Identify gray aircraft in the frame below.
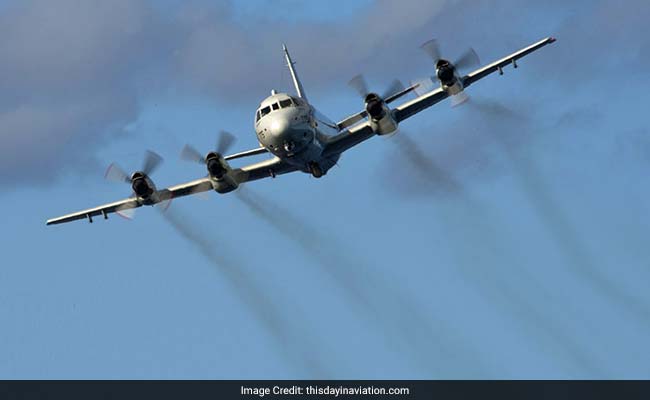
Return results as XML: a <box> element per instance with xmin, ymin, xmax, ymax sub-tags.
<box><xmin>47</xmin><ymin>37</ymin><xmax>556</xmax><ymax>225</ymax></box>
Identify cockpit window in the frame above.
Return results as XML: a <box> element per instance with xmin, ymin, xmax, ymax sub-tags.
<box><xmin>293</xmin><ymin>97</ymin><xmax>307</xmax><ymax>107</ymax></box>
<box><xmin>260</xmin><ymin>106</ymin><xmax>271</xmax><ymax>117</ymax></box>
<box><xmin>279</xmin><ymin>99</ymin><xmax>292</xmax><ymax>108</ymax></box>
<box><xmin>272</xmin><ymin>102</ymin><xmax>280</xmax><ymax>110</ymax></box>
<box><xmin>256</xmin><ymin>110</ymin><xmax>261</xmax><ymax>122</ymax></box>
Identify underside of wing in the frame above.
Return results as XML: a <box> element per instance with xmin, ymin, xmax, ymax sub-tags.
<box><xmin>322</xmin><ymin>121</ymin><xmax>375</xmax><ymax>157</ymax></box>
<box><xmin>462</xmin><ymin>37</ymin><xmax>556</xmax><ymax>88</ymax></box>
<box><xmin>393</xmin><ymin>37</ymin><xmax>556</xmax><ymax>124</ymax></box>
<box><xmin>46</xmin><ymin>197</ymin><xmax>141</xmax><ymax>225</ymax></box>
<box><xmin>392</xmin><ymin>87</ymin><xmax>449</xmax><ymax>123</ymax></box>
<box><xmin>161</xmin><ymin>177</ymin><xmax>213</xmax><ymax>199</ymax></box>
<box><xmin>231</xmin><ymin>157</ymin><xmax>300</xmax><ymax>183</ymax></box>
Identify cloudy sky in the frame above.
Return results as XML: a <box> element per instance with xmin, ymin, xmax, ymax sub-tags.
<box><xmin>1</xmin><ymin>0</ymin><xmax>649</xmax><ymax>378</ymax></box>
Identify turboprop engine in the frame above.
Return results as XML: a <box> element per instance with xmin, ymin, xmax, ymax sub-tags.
<box><xmin>348</xmin><ymin>75</ymin><xmax>417</xmax><ymax>136</ymax></box>
<box><xmin>180</xmin><ymin>131</ymin><xmax>240</xmax><ymax>194</ymax></box>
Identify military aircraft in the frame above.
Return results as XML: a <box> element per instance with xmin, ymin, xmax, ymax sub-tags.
<box><xmin>46</xmin><ymin>37</ymin><xmax>556</xmax><ymax>225</ymax></box>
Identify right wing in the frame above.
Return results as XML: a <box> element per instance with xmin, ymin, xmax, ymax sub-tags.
<box><xmin>44</xmin><ymin>181</ymin><xmax>215</xmax><ymax>226</ymax></box>
<box><xmin>231</xmin><ymin>156</ymin><xmax>300</xmax><ymax>183</ymax></box>
<box><xmin>46</xmin><ymin>157</ymin><xmax>298</xmax><ymax>225</ymax></box>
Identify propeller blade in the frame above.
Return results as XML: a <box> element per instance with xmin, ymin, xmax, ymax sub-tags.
<box><xmin>382</xmin><ymin>79</ymin><xmax>405</xmax><ymax>100</ymax></box>
<box><xmin>142</xmin><ymin>150</ymin><xmax>163</xmax><ymax>176</ymax></box>
<box><xmin>115</xmin><ymin>204</ymin><xmax>137</xmax><ymax>220</ymax></box>
<box><xmin>411</xmin><ymin>77</ymin><xmax>436</xmax><ymax>97</ymax></box>
<box><xmin>104</xmin><ymin>163</ymin><xmax>130</xmax><ymax>184</ymax></box>
<box><xmin>217</xmin><ymin>130</ymin><xmax>236</xmax><ymax>155</ymax></box>
<box><xmin>454</xmin><ymin>48</ymin><xmax>480</xmax><ymax>71</ymax></box>
<box><xmin>180</xmin><ymin>144</ymin><xmax>205</xmax><ymax>164</ymax></box>
<box><xmin>156</xmin><ymin>198</ymin><xmax>173</xmax><ymax>212</ymax></box>
<box><xmin>420</xmin><ymin>39</ymin><xmax>441</xmax><ymax>64</ymax></box>
<box><xmin>348</xmin><ymin>74</ymin><xmax>369</xmax><ymax>99</ymax></box>
<box><xmin>451</xmin><ymin>92</ymin><xmax>470</xmax><ymax>107</ymax></box>
<box><xmin>195</xmin><ymin>191</ymin><xmax>211</xmax><ymax>201</ymax></box>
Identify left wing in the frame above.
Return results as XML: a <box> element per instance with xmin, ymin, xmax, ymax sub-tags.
<box><xmin>462</xmin><ymin>37</ymin><xmax>556</xmax><ymax>88</ymax></box>
<box><xmin>396</xmin><ymin>36</ymin><xmax>556</xmax><ymax>123</ymax></box>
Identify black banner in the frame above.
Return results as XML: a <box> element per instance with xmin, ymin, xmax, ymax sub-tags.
<box><xmin>0</xmin><ymin>380</ymin><xmax>649</xmax><ymax>400</ymax></box>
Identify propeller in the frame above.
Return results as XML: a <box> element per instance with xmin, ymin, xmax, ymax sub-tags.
<box><xmin>348</xmin><ymin>75</ymin><xmax>417</xmax><ymax>122</ymax></box>
<box><xmin>105</xmin><ymin>150</ymin><xmax>164</xmax><ymax>184</ymax></box>
<box><xmin>181</xmin><ymin>130</ymin><xmax>238</xmax><ymax>184</ymax></box>
<box><xmin>181</xmin><ymin>130</ymin><xmax>236</xmax><ymax>165</ymax></box>
<box><xmin>420</xmin><ymin>39</ymin><xmax>442</xmax><ymax>65</ymax></box>
<box><xmin>104</xmin><ymin>162</ymin><xmax>130</xmax><ymax>184</ymax></box>
<box><xmin>420</xmin><ymin>39</ymin><xmax>480</xmax><ymax>71</ymax></box>
<box><xmin>348</xmin><ymin>75</ymin><xmax>412</xmax><ymax>103</ymax></box>
<box><xmin>454</xmin><ymin>48</ymin><xmax>481</xmax><ymax>71</ymax></box>
<box><xmin>104</xmin><ymin>150</ymin><xmax>167</xmax><ymax>219</ymax></box>
<box><xmin>416</xmin><ymin>39</ymin><xmax>480</xmax><ymax>106</ymax></box>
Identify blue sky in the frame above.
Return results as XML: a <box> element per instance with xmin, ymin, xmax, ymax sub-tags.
<box><xmin>1</xmin><ymin>0</ymin><xmax>649</xmax><ymax>378</ymax></box>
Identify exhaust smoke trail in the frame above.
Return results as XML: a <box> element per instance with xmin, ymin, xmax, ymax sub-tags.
<box><xmin>159</xmin><ymin>207</ymin><xmax>330</xmax><ymax>377</ymax></box>
<box><xmin>235</xmin><ymin>187</ymin><xmax>489</xmax><ymax>378</ymax></box>
<box><xmin>469</xmin><ymin>99</ymin><xmax>650</xmax><ymax>326</ymax></box>
<box><xmin>391</xmin><ymin>133</ymin><xmax>464</xmax><ymax>196</ymax></box>
<box><xmin>388</xmin><ymin>130</ymin><xmax>608</xmax><ymax>376</ymax></box>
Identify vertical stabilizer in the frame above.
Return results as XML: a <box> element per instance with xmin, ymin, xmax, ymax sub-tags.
<box><xmin>282</xmin><ymin>44</ymin><xmax>307</xmax><ymax>101</ymax></box>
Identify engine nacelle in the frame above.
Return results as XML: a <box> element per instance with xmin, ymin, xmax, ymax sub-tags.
<box><xmin>130</xmin><ymin>172</ymin><xmax>155</xmax><ymax>198</ymax></box>
<box><xmin>436</xmin><ymin>59</ymin><xmax>464</xmax><ymax>96</ymax></box>
<box><xmin>365</xmin><ymin>93</ymin><xmax>398</xmax><ymax>135</ymax></box>
<box><xmin>206</xmin><ymin>152</ymin><xmax>228</xmax><ymax>180</ymax></box>
<box><xmin>205</xmin><ymin>152</ymin><xmax>239</xmax><ymax>193</ymax></box>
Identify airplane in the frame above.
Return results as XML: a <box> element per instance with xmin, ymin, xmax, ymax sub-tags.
<box><xmin>46</xmin><ymin>36</ymin><xmax>556</xmax><ymax>225</ymax></box>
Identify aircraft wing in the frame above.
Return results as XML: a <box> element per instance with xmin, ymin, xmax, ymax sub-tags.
<box><xmin>46</xmin><ymin>197</ymin><xmax>142</xmax><ymax>225</ymax></box>
<box><xmin>462</xmin><ymin>37</ymin><xmax>556</xmax><ymax>88</ymax></box>
<box><xmin>232</xmin><ymin>156</ymin><xmax>300</xmax><ymax>182</ymax></box>
<box><xmin>45</xmin><ymin>178</ymin><xmax>215</xmax><ymax>225</ymax></box>
<box><xmin>46</xmin><ymin>157</ymin><xmax>298</xmax><ymax>225</ymax></box>
<box><xmin>326</xmin><ymin>37</ymin><xmax>556</xmax><ymax>155</ymax></box>
<box><xmin>324</xmin><ymin>89</ymin><xmax>448</xmax><ymax>156</ymax></box>
<box><xmin>392</xmin><ymin>87</ymin><xmax>449</xmax><ymax>123</ymax></box>
<box><xmin>395</xmin><ymin>36</ymin><xmax>556</xmax><ymax>122</ymax></box>
<box><xmin>322</xmin><ymin>121</ymin><xmax>375</xmax><ymax>157</ymax></box>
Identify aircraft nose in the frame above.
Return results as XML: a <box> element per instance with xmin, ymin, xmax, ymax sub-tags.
<box><xmin>269</xmin><ymin>118</ymin><xmax>290</xmax><ymax>136</ymax></box>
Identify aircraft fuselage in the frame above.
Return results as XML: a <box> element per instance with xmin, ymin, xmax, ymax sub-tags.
<box><xmin>255</xmin><ymin>92</ymin><xmax>340</xmax><ymax>177</ymax></box>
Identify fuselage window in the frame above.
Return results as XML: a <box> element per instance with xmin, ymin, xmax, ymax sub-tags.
<box><xmin>260</xmin><ymin>106</ymin><xmax>271</xmax><ymax>117</ymax></box>
<box><xmin>279</xmin><ymin>99</ymin><xmax>292</xmax><ymax>108</ymax></box>
<box><xmin>272</xmin><ymin>102</ymin><xmax>280</xmax><ymax>111</ymax></box>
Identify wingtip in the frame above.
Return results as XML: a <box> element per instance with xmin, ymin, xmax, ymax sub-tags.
<box><xmin>282</xmin><ymin>43</ymin><xmax>288</xmax><ymax>51</ymax></box>
<box><xmin>549</xmin><ymin>36</ymin><xmax>557</xmax><ymax>43</ymax></box>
